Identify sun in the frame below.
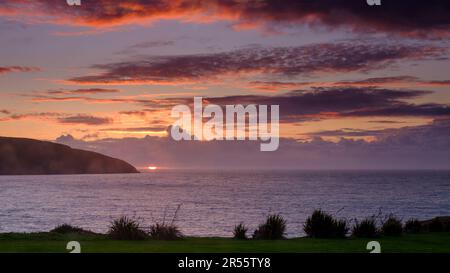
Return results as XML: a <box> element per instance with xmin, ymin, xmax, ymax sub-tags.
<box><xmin>147</xmin><ymin>166</ymin><xmax>158</xmax><ymax>171</ymax></box>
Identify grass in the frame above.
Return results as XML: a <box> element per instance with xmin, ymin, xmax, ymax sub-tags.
<box><xmin>0</xmin><ymin>232</ymin><xmax>449</xmax><ymax>253</ymax></box>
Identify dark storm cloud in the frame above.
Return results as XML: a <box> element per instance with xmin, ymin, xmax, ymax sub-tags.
<box><xmin>2</xmin><ymin>1</ymin><xmax>450</xmax><ymax>37</ymax></box>
<box><xmin>67</xmin><ymin>43</ymin><xmax>443</xmax><ymax>84</ymax></box>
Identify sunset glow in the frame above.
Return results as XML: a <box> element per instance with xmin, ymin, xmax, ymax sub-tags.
<box><xmin>0</xmin><ymin>0</ymin><xmax>449</xmax><ymax>169</ymax></box>
<box><xmin>1</xmin><ymin>0</ymin><xmax>450</xmax><ymax>257</ymax></box>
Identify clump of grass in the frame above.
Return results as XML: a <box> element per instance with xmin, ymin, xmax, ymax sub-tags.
<box><xmin>381</xmin><ymin>215</ymin><xmax>403</xmax><ymax>236</ymax></box>
<box><xmin>303</xmin><ymin>210</ymin><xmax>349</xmax><ymax>238</ymax></box>
<box><xmin>149</xmin><ymin>204</ymin><xmax>183</xmax><ymax>240</ymax></box>
<box><xmin>404</xmin><ymin>219</ymin><xmax>422</xmax><ymax>233</ymax></box>
<box><xmin>352</xmin><ymin>217</ymin><xmax>379</xmax><ymax>238</ymax></box>
<box><xmin>333</xmin><ymin>219</ymin><xmax>350</xmax><ymax>238</ymax></box>
<box><xmin>50</xmin><ymin>224</ymin><xmax>94</xmax><ymax>235</ymax></box>
<box><xmin>253</xmin><ymin>214</ymin><xmax>286</xmax><ymax>240</ymax></box>
<box><xmin>149</xmin><ymin>223</ymin><xmax>183</xmax><ymax>240</ymax></box>
<box><xmin>108</xmin><ymin>216</ymin><xmax>148</xmax><ymax>240</ymax></box>
<box><xmin>233</xmin><ymin>223</ymin><xmax>248</xmax><ymax>240</ymax></box>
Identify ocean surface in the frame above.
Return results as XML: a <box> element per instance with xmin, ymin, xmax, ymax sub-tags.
<box><xmin>0</xmin><ymin>170</ymin><xmax>449</xmax><ymax>237</ymax></box>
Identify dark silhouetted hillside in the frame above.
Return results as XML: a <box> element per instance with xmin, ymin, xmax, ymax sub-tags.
<box><xmin>0</xmin><ymin>137</ymin><xmax>139</xmax><ymax>175</ymax></box>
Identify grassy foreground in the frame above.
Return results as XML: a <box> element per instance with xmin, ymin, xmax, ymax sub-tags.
<box><xmin>0</xmin><ymin>232</ymin><xmax>449</xmax><ymax>253</ymax></box>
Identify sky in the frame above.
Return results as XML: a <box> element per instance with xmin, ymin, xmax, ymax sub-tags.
<box><xmin>1</xmin><ymin>0</ymin><xmax>450</xmax><ymax>169</ymax></box>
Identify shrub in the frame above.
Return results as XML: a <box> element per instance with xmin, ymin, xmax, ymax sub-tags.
<box><xmin>404</xmin><ymin>219</ymin><xmax>422</xmax><ymax>233</ymax></box>
<box><xmin>253</xmin><ymin>214</ymin><xmax>286</xmax><ymax>240</ymax></box>
<box><xmin>50</xmin><ymin>224</ymin><xmax>94</xmax><ymax>235</ymax></box>
<box><xmin>108</xmin><ymin>216</ymin><xmax>148</xmax><ymax>240</ymax></box>
<box><xmin>149</xmin><ymin>223</ymin><xmax>183</xmax><ymax>240</ymax></box>
<box><xmin>303</xmin><ymin>210</ymin><xmax>349</xmax><ymax>238</ymax></box>
<box><xmin>428</xmin><ymin>218</ymin><xmax>444</xmax><ymax>232</ymax></box>
<box><xmin>333</xmin><ymin>219</ymin><xmax>350</xmax><ymax>238</ymax></box>
<box><xmin>233</xmin><ymin>223</ymin><xmax>248</xmax><ymax>240</ymax></box>
<box><xmin>381</xmin><ymin>215</ymin><xmax>403</xmax><ymax>236</ymax></box>
<box><xmin>352</xmin><ymin>217</ymin><xmax>379</xmax><ymax>238</ymax></box>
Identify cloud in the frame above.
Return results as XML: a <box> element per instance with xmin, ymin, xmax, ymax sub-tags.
<box><xmin>2</xmin><ymin>1</ymin><xmax>450</xmax><ymax>37</ymax></box>
<box><xmin>47</xmin><ymin>88</ymin><xmax>121</xmax><ymax>95</ymax></box>
<box><xmin>67</xmin><ymin>43</ymin><xmax>444</xmax><ymax>85</ymax></box>
<box><xmin>305</xmin><ymin>128</ymin><xmax>395</xmax><ymax>138</ymax></box>
<box><xmin>28</xmin><ymin>87</ymin><xmax>450</xmax><ymax>123</ymax></box>
<box><xmin>0</xmin><ymin>66</ymin><xmax>40</xmax><ymax>75</ymax></box>
<box><xmin>0</xmin><ymin>111</ymin><xmax>114</xmax><ymax>126</ymax></box>
<box><xmin>100</xmin><ymin>126</ymin><xmax>168</xmax><ymax>133</ymax></box>
<box><xmin>55</xmin><ymin>119</ymin><xmax>450</xmax><ymax>170</ymax></box>
<box><xmin>57</xmin><ymin>114</ymin><xmax>112</xmax><ymax>125</ymax></box>
<box><xmin>335</xmin><ymin>76</ymin><xmax>450</xmax><ymax>88</ymax></box>
<box><xmin>249</xmin><ymin>76</ymin><xmax>450</xmax><ymax>92</ymax></box>
<box><xmin>6</xmin><ymin>112</ymin><xmax>64</xmax><ymax>120</ymax></box>
<box><xmin>29</xmin><ymin>95</ymin><xmax>153</xmax><ymax>105</ymax></box>
<box><xmin>116</xmin><ymin>40</ymin><xmax>175</xmax><ymax>55</ymax></box>
<box><xmin>0</xmin><ymin>110</ymin><xmax>10</xmax><ymax>115</ymax></box>
<box><xmin>343</xmin><ymin>103</ymin><xmax>450</xmax><ymax>118</ymax></box>
<box><xmin>194</xmin><ymin>87</ymin><xmax>450</xmax><ymax>122</ymax></box>
<box><xmin>368</xmin><ymin>120</ymin><xmax>407</xmax><ymax>124</ymax></box>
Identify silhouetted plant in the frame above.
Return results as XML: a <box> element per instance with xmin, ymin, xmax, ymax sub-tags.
<box><xmin>333</xmin><ymin>219</ymin><xmax>350</xmax><ymax>238</ymax></box>
<box><xmin>149</xmin><ymin>223</ymin><xmax>183</xmax><ymax>240</ymax></box>
<box><xmin>50</xmin><ymin>224</ymin><xmax>94</xmax><ymax>234</ymax></box>
<box><xmin>149</xmin><ymin>204</ymin><xmax>183</xmax><ymax>240</ymax></box>
<box><xmin>404</xmin><ymin>219</ymin><xmax>422</xmax><ymax>233</ymax></box>
<box><xmin>253</xmin><ymin>214</ymin><xmax>286</xmax><ymax>240</ymax></box>
<box><xmin>381</xmin><ymin>215</ymin><xmax>403</xmax><ymax>236</ymax></box>
<box><xmin>303</xmin><ymin>210</ymin><xmax>349</xmax><ymax>238</ymax></box>
<box><xmin>108</xmin><ymin>216</ymin><xmax>148</xmax><ymax>240</ymax></box>
<box><xmin>233</xmin><ymin>223</ymin><xmax>248</xmax><ymax>240</ymax></box>
<box><xmin>428</xmin><ymin>218</ymin><xmax>444</xmax><ymax>232</ymax></box>
<box><xmin>352</xmin><ymin>217</ymin><xmax>379</xmax><ymax>238</ymax></box>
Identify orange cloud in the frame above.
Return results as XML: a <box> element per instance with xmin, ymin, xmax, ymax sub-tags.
<box><xmin>1</xmin><ymin>0</ymin><xmax>450</xmax><ymax>37</ymax></box>
<box><xmin>0</xmin><ymin>66</ymin><xmax>40</xmax><ymax>75</ymax></box>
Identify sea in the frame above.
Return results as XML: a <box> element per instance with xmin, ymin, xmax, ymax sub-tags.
<box><xmin>0</xmin><ymin>170</ymin><xmax>449</xmax><ymax>237</ymax></box>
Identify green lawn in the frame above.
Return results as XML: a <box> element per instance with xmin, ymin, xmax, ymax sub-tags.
<box><xmin>0</xmin><ymin>232</ymin><xmax>449</xmax><ymax>253</ymax></box>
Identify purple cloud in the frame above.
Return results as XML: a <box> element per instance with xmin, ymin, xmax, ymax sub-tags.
<box><xmin>67</xmin><ymin>43</ymin><xmax>444</xmax><ymax>85</ymax></box>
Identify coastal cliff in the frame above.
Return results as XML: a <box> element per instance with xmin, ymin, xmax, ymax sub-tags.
<box><xmin>0</xmin><ymin>137</ymin><xmax>139</xmax><ymax>175</ymax></box>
